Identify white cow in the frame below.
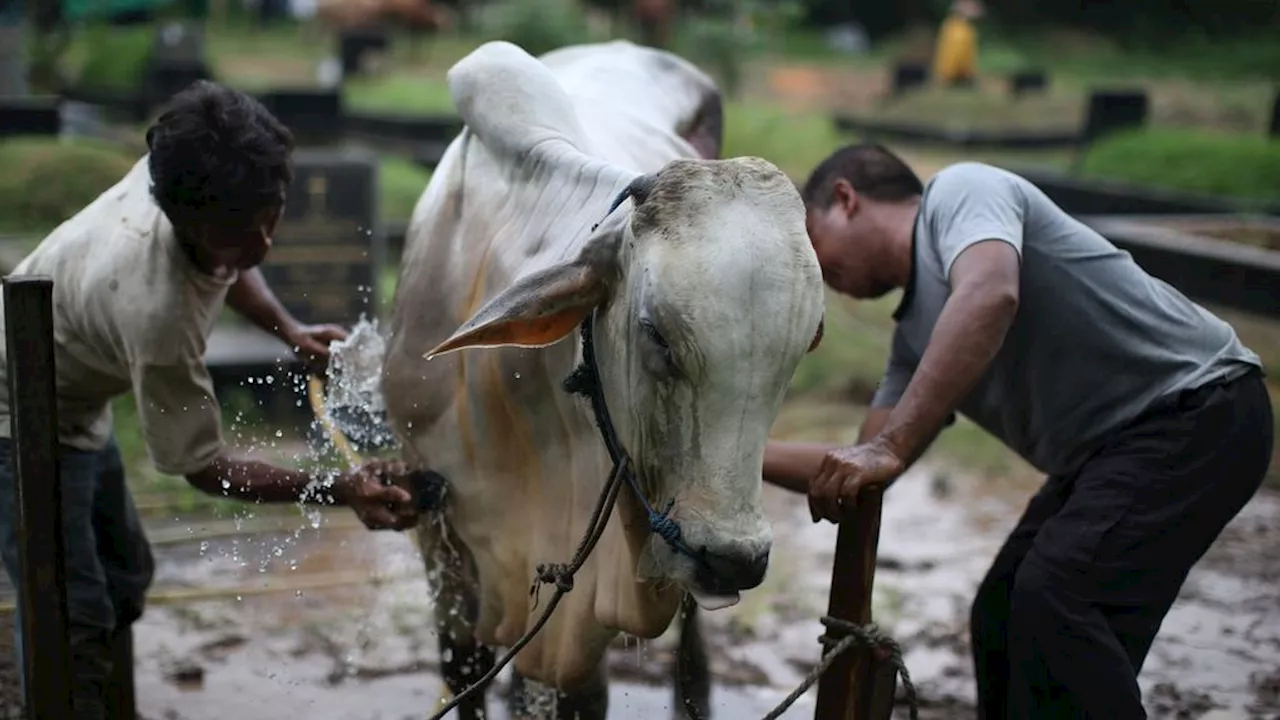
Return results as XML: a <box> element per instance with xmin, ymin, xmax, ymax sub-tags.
<box><xmin>381</xmin><ymin>40</ymin><xmax>825</xmax><ymax>718</ymax></box>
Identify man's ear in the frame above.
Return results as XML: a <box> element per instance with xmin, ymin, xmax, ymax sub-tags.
<box><xmin>426</xmin><ymin>232</ymin><xmax>621</xmax><ymax>359</ymax></box>
<box><xmin>832</xmin><ymin>179</ymin><xmax>858</xmax><ymax>218</ymax></box>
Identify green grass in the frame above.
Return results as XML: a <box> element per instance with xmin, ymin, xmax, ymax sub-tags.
<box><xmin>974</xmin><ymin>31</ymin><xmax>1280</xmax><ymax>83</ymax></box>
<box><xmin>1081</xmin><ymin>128</ymin><xmax>1280</xmax><ymax>204</ymax></box>
<box><xmin>344</xmin><ymin>74</ymin><xmax>455</xmax><ymax>115</ymax></box>
<box><xmin>790</xmin><ymin>292</ymin><xmax>898</xmax><ymax>401</ymax></box>
<box><xmin>0</xmin><ymin>137</ymin><xmax>138</xmax><ymax>234</ymax></box>
<box><xmin>67</xmin><ymin>23</ymin><xmax>155</xmax><ymax>91</ymax></box>
<box><xmin>722</xmin><ymin>101</ymin><xmax>855</xmax><ymax>180</ymax></box>
<box><xmin>379</xmin><ymin>155</ymin><xmax>433</xmax><ymax>221</ymax></box>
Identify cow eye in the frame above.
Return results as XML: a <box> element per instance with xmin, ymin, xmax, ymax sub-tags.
<box><xmin>641</xmin><ymin>319</ymin><xmax>668</xmax><ymax>349</ymax></box>
<box><xmin>640</xmin><ymin>319</ymin><xmax>677</xmax><ymax>376</ymax></box>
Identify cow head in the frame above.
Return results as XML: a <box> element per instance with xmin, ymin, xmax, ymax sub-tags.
<box><xmin>427</xmin><ymin>157</ymin><xmax>825</xmax><ymax>609</ymax></box>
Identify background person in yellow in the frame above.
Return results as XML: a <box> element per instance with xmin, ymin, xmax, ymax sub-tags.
<box><xmin>0</xmin><ymin>80</ymin><xmax>419</xmax><ymax>719</ymax></box>
<box><xmin>932</xmin><ymin>0</ymin><xmax>984</xmax><ymax>87</ymax></box>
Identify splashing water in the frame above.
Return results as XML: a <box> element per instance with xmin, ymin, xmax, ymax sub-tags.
<box><xmin>321</xmin><ymin>316</ymin><xmax>399</xmax><ymax>451</ymax></box>
<box><xmin>325</xmin><ymin>317</ymin><xmax>385</xmax><ymax>412</ymax></box>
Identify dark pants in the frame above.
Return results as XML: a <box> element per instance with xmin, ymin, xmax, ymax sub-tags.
<box><xmin>970</xmin><ymin>368</ymin><xmax>1274</xmax><ymax>719</ymax></box>
<box><xmin>0</xmin><ymin>436</ymin><xmax>155</xmax><ymax>720</ymax></box>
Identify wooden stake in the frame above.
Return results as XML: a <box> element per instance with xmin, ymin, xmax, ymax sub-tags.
<box><xmin>814</xmin><ymin>487</ymin><xmax>895</xmax><ymax>720</ymax></box>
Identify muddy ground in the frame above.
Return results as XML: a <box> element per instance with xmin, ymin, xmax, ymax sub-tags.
<box><xmin>0</xmin><ymin>423</ymin><xmax>1276</xmax><ymax>720</ymax></box>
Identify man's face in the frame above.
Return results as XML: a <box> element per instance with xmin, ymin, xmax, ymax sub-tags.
<box><xmin>805</xmin><ymin>189</ymin><xmax>894</xmax><ymax>300</ymax></box>
<box><xmin>190</xmin><ymin>203</ymin><xmax>283</xmax><ymax>273</ymax></box>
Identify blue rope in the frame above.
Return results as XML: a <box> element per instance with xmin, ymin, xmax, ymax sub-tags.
<box><xmin>562</xmin><ymin>311</ymin><xmax>702</xmax><ymax>563</ymax></box>
<box><xmin>627</xmin><ymin>483</ymin><xmax>699</xmax><ymax>557</ymax></box>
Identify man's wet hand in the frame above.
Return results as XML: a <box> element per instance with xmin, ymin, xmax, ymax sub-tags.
<box><xmin>808</xmin><ymin>440</ymin><xmax>905</xmax><ymax>524</ymax></box>
<box><xmin>334</xmin><ymin>459</ymin><xmax>420</xmax><ymax>531</ymax></box>
<box><xmin>286</xmin><ymin>323</ymin><xmax>349</xmax><ymax>375</ymax></box>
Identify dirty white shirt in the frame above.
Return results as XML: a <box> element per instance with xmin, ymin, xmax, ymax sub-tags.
<box><xmin>0</xmin><ymin>156</ymin><xmax>232</xmax><ymax>476</ymax></box>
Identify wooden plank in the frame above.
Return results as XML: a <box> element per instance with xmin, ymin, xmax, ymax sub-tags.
<box><xmin>2</xmin><ymin>276</ymin><xmax>74</xmax><ymax>719</ymax></box>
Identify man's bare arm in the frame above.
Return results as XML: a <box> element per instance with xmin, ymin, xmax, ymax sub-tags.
<box><xmin>762</xmin><ymin>407</ymin><xmax>894</xmax><ymax>494</ymax></box>
<box><xmin>186</xmin><ymin>454</ymin><xmax>331</xmax><ymax>505</ymax></box>
<box><xmin>226</xmin><ymin>267</ymin><xmax>300</xmax><ymax>342</ymax></box>
<box><xmin>185</xmin><ymin>453</ymin><xmax>417</xmax><ymax>530</ymax></box>
<box><xmin>875</xmin><ymin>240</ymin><xmax>1021</xmax><ymax>464</ymax></box>
<box><xmin>763</xmin><ymin>441</ymin><xmax>838</xmax><ymax>494</ymax></box>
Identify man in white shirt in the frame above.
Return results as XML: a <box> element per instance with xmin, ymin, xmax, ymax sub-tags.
<box><xmin>0</xmin><ymin>80</ymin><xmax>419</xmax><ymax>718</ymax></box>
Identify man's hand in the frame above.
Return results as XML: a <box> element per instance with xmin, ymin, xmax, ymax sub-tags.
<box><xmin>808</xmin><ymin>439</ymin><xmax>906</xmax><ymax>523</ymax></box>
<box><xmin>332</xmin><ymin>459</ymin><xmax>420</xmax><ymax>531</ymax></box>
<box><xmin>286</xmin><ymin>323</ymin><xmax>349</xmax><ymax>375</ymax></box>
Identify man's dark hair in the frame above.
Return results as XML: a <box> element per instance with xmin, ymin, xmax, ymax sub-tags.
<box><xmin>145</xmin><ymin>80</ymin><xmax>295</xmax><ymax>228</ymax></box>
<box><xmin>800</xmin><ymin>143</ymin><xmax>923</xmax><ymax>209</ymax></box>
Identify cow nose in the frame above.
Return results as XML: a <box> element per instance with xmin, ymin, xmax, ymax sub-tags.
<box><xmin>694</xmin><ymin>544</ymin><xmax>769</xmax><ymax>593</ymax></box>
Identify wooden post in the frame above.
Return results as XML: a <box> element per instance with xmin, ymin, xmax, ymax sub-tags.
<box><xmin>814</xmin><ymin>487</ymin><xmax>896</xmax><ymax>720</ymax></box>
<box><xmin>3</xmin><ymin>275</ymin><xmax>74</xmax><ymax>719</ymax></box>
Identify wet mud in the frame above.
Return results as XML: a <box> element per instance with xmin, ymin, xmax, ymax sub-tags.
<box><xmin>0</xmin><ymin>453</ymin><xmax>1276</xmax><ymax>719</ymax></box>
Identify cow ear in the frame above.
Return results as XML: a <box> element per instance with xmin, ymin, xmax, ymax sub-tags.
<box><xmin>425</xmin><ymin>233</ymin><xmax>620</xmax><ymax>359</ymax></box>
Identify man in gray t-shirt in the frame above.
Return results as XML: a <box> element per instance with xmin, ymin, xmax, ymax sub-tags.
<box><xmin>762</xmin><ymin>145</ymin><xmax>1273</xmax><ymax>718</ymax></box>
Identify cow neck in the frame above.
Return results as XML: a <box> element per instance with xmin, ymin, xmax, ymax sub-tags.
<box><xmin>561</xmin><ymin>308</ymin><xmax>701</xmax><ymax>562</ymax></box>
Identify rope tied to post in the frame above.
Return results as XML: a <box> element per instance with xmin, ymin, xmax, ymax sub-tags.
<box><xmin>760</xmin><ymin>616</ymin><xmax>919</xmax><ymax>720</ymax></box>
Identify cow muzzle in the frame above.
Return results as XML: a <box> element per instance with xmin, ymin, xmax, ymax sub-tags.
<box><xmin>664</xmin><ymin>528</ymin><xmax>772</xmax><ymax>611</ymax></box>
<box><xmin>693</xmin><ymin>540</ymin><xmax>770</xmax><ymax>594</ymax></box>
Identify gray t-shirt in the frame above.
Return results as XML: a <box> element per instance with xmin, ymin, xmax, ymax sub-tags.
<box><xmin>872</xmin><ymin>162</ymin><xmax>1261</xmax><ymax>477</ymax></box>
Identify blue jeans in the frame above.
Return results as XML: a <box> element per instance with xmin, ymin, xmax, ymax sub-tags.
<box><xmin>0</xmin><ymin>436</ymin><xmax>155</xmax><ymax>719</ymax></box>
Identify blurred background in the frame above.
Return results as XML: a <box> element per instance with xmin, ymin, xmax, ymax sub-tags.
<box><xmin>0</xmin><ymin>1</ymin><xmax>1278</xmax><ymax>718</ymax></box>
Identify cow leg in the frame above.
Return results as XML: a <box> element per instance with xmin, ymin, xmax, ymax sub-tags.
<box><xmin>421</xmin><ymin>523</ymin><xmax>495</xmax><ymax>720</ymax></box>
<box><xmin>672</xmin><ymin>594</ymin><xmax>712</xmax><ymax>720</ymax></box>
<box><xmin>507</xmin><ymin>665</ymin><xmax>608</xmax><ymax>720</ymax></box>
<box><xmin>554</xmin><ymin>663</ymin><xmax>609</xmax><ymax>720</ymax></box>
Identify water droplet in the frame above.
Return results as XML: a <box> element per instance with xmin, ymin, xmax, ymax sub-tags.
<box><xmin>221</xmin><ymin>480</ymin><xmax>231</xmax><ymax>490</ymax></box>
<box><xmin>275</xmin><ymin>429</ymin><xmax>283</xmax><ymax>438</ymax></box>
<box><xmin>513</xmin><ymin>372</ymin><xmax>522</xmax><ymax>379</ymax></box>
